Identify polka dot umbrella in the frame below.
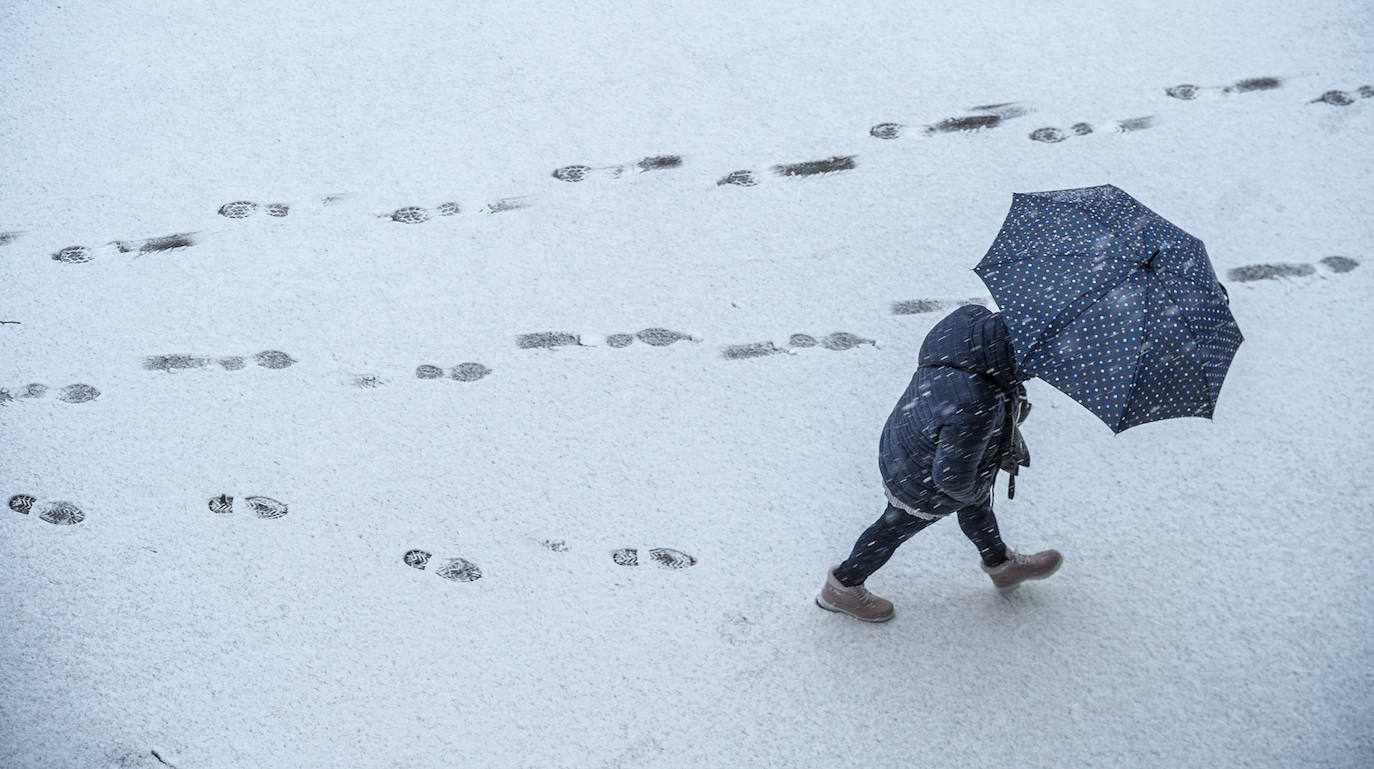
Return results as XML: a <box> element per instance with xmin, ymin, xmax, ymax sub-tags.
<box><xmin>974</xmin><ymin>184</ymin><xmax>1243</xmax><ymax>433</ymax></box>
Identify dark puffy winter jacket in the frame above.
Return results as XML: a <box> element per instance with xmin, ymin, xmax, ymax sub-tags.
<box><xmin>879</xmin><ymin>305</ymin><xmax>1031</xmax><ymax>517</ymax></box>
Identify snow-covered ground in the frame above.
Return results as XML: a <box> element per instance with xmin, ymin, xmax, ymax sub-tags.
<box><xmin>3</xmin><ymin>2</ymin><xmax>1372</xmax><ymax>767</ymax></box>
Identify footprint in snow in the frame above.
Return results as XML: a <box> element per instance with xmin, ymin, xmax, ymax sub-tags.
<box><xmin>612</xmin><ymin>547</ymin><xmax>698</xmax><ymax>570</ymax></box>
<box><xmin>604</xmin><ymin>328</ymin><xmax>698</xmax><ymax>348</ymax></box>
<box><xmin>787</xmin><ymin>332</ymin><xmax>876</xmax><ymax>351</ymax></box>
<box><xmin>771</xmin><ymin>155</ymin><xmax>856</xmax><ymax>177</ymax></box>
<box><xmin>380</xmin><ymin>202</ymin><xmax>462</xmax><ymax>224</ymax></box>
<box><xmin>8</xmin><ymin>494</ymin><xmax>86</xmax><ymax>525</ymax></box>
<box><xmin>218</xmin><ymin>201</ymin><xmax>290</xmax><ymax>218</ymax></box>
<box><xmin>1309</xmin><ymin>86</ymin><xmax>1373</xmax><ymax>106</ymax></box>
<box><xmin>891</xmin><ymin>297</ymin><xmax>991</xmax><ymax>315</ymax></box>
<box><xmin>551</xmin><ymin>154</ymin><xmax>683</xmax><ymax>183</ymax></box>
<box><xmin>720</xmin><ymin>155</ymin><xmax>856</xmax><ymax>186</ymax></box>
<box><xmin>51</xmin><ymin>245</ymin><xmax>94</xmax><ymax>264</ymax></box>
<box><xmin>109</xmin><ymin>233</ymin><xmax>199</xmax><ymax>255</ymax></box>
<box><xmin>1029</xmin><ymin>116</ymin><xmax>1156</xmax><ymax>143</ymax></box>
<box><xmin>348</xmin><ymin>374</ymin><xmax>387</xmax><ymax>389</ymax></box>
<box><xmin>386</xmin><ymin>197</ymin><xmax>530</xmax><ymax>222</ymax></box>
<box><xmin>517</xmin><ymin>332</ymin><xmax>583</xmax><ymax>350</ymax></box>
<box><xmin>414</xmin><ymin>363</ymin><xmax>493</xmax><ymax>381</ymax></box>
<box><xmin>722</xmin><ymin>341</ymin><xmax>788</xmax><ymax>360</ymax></box>
<box><xmin>1319</xmin><ymin>256</ymin><xmax>1360</xmax><ymax>273</ymax></box>
<box><xmin>716</xmin><ymin>170</ymin><xmax>758</xmax><ymax>187</ymax></box>
<box><xmin>143</xmin><ymin>351</ymin><xmax>295</xmax><ymax>372</ymax></box>
<box><xmin>869</xmin><ymin>102</ymin><xmax>1033</xmax><ymax>140</ymax></box>
<box><xmin>480</xmin><ymin>197</ymin><xmax>531</xmax><ymax>214</ymax></box>
<box><xmin>403</xmin><ymin>549</ymin><xmax>483</xmax><ymax>582</ymax></box>
<box><xmin>718</xmin><ymin>611</ymin><xmax>761</xmax><ymax>646</ymax></box>
<box><xmin>0</xmin><ymin>383</ymin><xmax>100</xmax><ymax>405</ymax></box>
<box><xmin>1226</xmin><ymin>256</ymin><xmax>1359</xmax><ymax>282</ymax></box>
<box><xmin>52</xmin><ymin>233</ymin><xmax>197</xmax><ymax>264</ymax></box>
<box><xmin>1164</xmin><ymin>76</ymin><xmax>1286</xmax><ymax>100</ymax></box>
<box><xmin>207</xmin><ymin>494</ymin><xmax>288</xmax><ymax>518</ymax></box>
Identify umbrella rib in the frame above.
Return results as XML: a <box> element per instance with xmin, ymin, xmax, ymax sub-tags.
<box><xmin>1157</xmin><ymin>275</ymin><xmax>1223</xmax><ymax>411</ymax></box>
<box><xmin>1117</xmin><ymin>275</ymin><xmax>1213</xmax><ymax>430</ymax></box>
<box><xmin>1115</xmin><ymin>278</ymin><xmax>1156</xmax><ymax>434</ymax></box>
<box><xmin>1157</xmin><ymin>275</ymin><xmax>1211</xmax><ymax>349</ymax></box>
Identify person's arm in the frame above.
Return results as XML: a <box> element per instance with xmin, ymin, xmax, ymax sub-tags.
<box><xmin>932</xmin><ymin>414</ymin><xmax>997</xmax><ymax>505</ymax></box>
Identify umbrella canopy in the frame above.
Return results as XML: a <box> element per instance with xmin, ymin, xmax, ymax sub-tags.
<box><xmin>974</xmin><ymin>184</ymin><xmax>1243</xmax><ymax>433</ymax></box>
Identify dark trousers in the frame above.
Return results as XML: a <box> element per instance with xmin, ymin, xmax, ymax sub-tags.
<box><xmin>833</xmin><ymin>503</ymin><xmax>1007</xmax><ymax>587</ymax></box>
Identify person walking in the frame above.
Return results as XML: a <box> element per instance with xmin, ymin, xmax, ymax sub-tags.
<box><xmin>817</xmin><ymin>304</ymin><xmax>1062</xmax><ymax>622</ymax></box>
<box><xmin>818</xmin><ymin>185</ymin><xmax>1243</xmax><ymax>623</ymax></box>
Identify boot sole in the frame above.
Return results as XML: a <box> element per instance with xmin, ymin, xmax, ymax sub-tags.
<box><xmin>815</xmin><ymin>595</ymin><xmax>895</xmax><ymax>623</ymax></box>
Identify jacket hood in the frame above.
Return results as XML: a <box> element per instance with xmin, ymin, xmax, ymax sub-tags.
<box><xmin>918</xmin><ymin>305</ymin><xmax>1027</xmax><ymax>390</ymax></box>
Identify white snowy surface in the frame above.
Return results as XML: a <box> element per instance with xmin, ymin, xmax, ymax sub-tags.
<box><xmin>2</xmin><ymin>1</ymin><xmax>1372</xmax><ymax>767</ymax></box>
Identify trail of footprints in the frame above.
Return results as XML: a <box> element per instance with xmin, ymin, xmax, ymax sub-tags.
<box><xmin>888</xmin><ymin>256</ymin><xmax>1362</xmax><ymax>311</ymax></box>
<box><xmin>867</xmin><ymin>101</ymin><xmax>1157</xmax><ymax>145</ymax></box>
<box><xmin>348</xmin><ymin>327</ymin><xmax>877</xmax><ymax>387</ymax></box>
<box><xmin>515</xmin><ymin>328</ymin><xmax>874</xmax><ymax>359</ymax></box>
<box><xmin>517</xmin><ymin>328</ymin><xmax>699</xmax><ymax>350</ymax></box>
<box><xmin>401</xmin><ymin>542</ymin><xmax>699</xmax><ymax>585</ymax></box>
<box><xmin>7</xmin><ymin>489</ymin><xmax>697</xmax><ymax>583</ymax></box>
<box><xmin>121</xmin><ymin>329</ymin><xmax>880</xmax><ymax>397</ymax></box>
<box><xmin>19</xmin><ymin>255</ymin><xmax>1364</xmax><ymax>402</ymax></box>
<box><xmin>8</xmin><ymin>75</ymin><xmax>1358</xmax><ymax>602</ymax></box>
<box><xmin>11</xmin><ymin>257</ymin><xmax>1365</xmax><ymax>399</ymax></box>
<box><xmin>1160</xmin><ymin>75</ymin><xmax>1371</xmax><ymax>108</ymax></box>
<box><xmin>1163</xmin><ymin>74</ymin><xmax>1373</xmax><ymax>108</ymax></box>
<box><xmin>28</xmin><ymin>73</ymin><xmax>1368</xmax><ymax>262</ymax></box>
<box><xmin>15</xmin><ymin>75</ymin><xmax>1366</xmax><ymax>400</ymax></box>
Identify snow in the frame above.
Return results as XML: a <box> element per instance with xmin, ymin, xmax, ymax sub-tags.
<box><xmin>2</xmin><ymin>1</ymin><xmax>1372</xmax><ymax>767</ymax></box>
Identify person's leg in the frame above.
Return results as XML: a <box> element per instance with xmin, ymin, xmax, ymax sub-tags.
<box><xmin>958</xmin><ymin>503</ymin><xmax>1066</xmax><ymax>590</ymax></box>
<box><xmin>833</xmin><ymin>504</ymin><xmax>941</xmax><ymax>587</ymax></box>
<box><xmin>957</xmin><ymin>504</ymin><xmax>1008</xmax><ymax>567</ymax></box>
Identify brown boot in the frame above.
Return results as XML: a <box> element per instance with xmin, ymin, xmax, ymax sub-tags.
<box><xmin>981</xmin><ymin>547</ymin><xmax>1063</xmax><ymax>591</ymax></box>
<box><xmin>816</xmin><ymin>566</ymin><xmax>895</xmax><ymax>622</ymax></box>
